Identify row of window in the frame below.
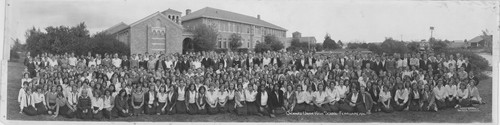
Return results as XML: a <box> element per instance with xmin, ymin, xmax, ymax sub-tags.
<box><xmin>217</xmin><ymin>38</ymin><xmax>253</xmax><ymax>49</ymax></box>
<box><xmin>205</xmin><ymin>18</ymin><xmax>286</xmax><ymax>38</ymax></box>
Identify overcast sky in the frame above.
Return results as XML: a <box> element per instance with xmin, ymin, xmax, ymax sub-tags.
<box><xmin>5</xmin><ymin>0</ymin><xmax>499</xmax><ymax>44</ymax></box>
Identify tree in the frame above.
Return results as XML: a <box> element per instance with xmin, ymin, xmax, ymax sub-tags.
<box><xmin>254</xmin><ymin>34</ymin><xmax>283</xmax><ymax>53</ymax></box>
<box><xmin>314</xmin><ymin>43</ymin><xmax>323</xmax><ymax>52</ymax></box>
<box><xmin>481</xmin><ymin>30</ymin><xmax>492</xmax><ymax>54</ymax></box>
<box><xmin>254</xmin><ymin>42</ymin><xmax>271</xmax><ymax>53</ymax></box>
<box><xmin>322</xmin><ymin>34</ymin><xmax>339</xmax><ymax>50</ymax></box>
<box><xmin>429</xmin><ymin>38</ymin><xmax>448</xmax><ymax>53</ymax></box>
<box><xmin>407</xmin><ymin>42</ymin><xmax>420</xmax><ymax>53</ymax></box>
<box><xmin>228</xmin><ymin>33</ymin><xmax>242</xmax><ymax>51</ymax></box>
<box><xmin>25</xmin><ymin>22</ymin><xmax>130</xmax><ymax>56</ymax></box>
<box><xmin>265</xmin><ymin>34</ymin><xmax>284</xmax><ymax>51</ymax></box>
<box><xmin>89</xmin><ymin>32</ymin><xmax>130</xmax><ymax>56</ymax></box>
<box><xmin>380</xmin><ymin>37</ymin><xmax>408</xmax><ymax>54</ymax></box>
<box><xmin>190</xmin><ymin>24</ymin><xmax>218</xmax><ymax>52</ymax></box>
<box><xmin>337</xmin><ymin>40</ymin><xmax>343</xmax><ymax>48</ymax></box>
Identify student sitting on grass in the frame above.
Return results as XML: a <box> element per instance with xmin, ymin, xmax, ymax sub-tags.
<box><xmin>433</xmin><ymin>80</ymin><xmax>448</xmax><ymax>110</ymax></box>
<box><xmin>77</xmin><ymin>90</ymin><xmax>92</xmax><ymax>120</ymax></box>
<box><xmin>206</xmin><ymin>84</ymin><xmax>219</xmax><ymax>115</ymax></box>
<box><xmin>379</xmin><ymin>85</ymin><xmax>394</xmax><ymax>113</ymax></box>
<box><xmin>33</xmin><ymin>86</ymin><xmax>47</xmax><ymax>115</ymax></box>
<box><xmin>21</xmin><ymin>88</ymin><xmax>38</xmax><ymax>116</ymax></box>
<box><xmin>421</xmin><ymin>84</ymin><xmax>437</xmax><ymax>111</ymax></box>
<box><xmin>468</xmin><ymin>80</ymin><xmax>486</xmax><ymax>105</ymax></box>
<box><xmin>456</xmin><ymin>83</ymin><xmax>471</xmax><ymax>108</ymax></box>
<box><xmin>186</xmin><ymin>83</ymin><xmax>198</xmax><ymax>115</ymax></box>
<box><xmin>54</xmin><ymin>92</ymin><xmax>75</xmax><ymax>118</ymax></box>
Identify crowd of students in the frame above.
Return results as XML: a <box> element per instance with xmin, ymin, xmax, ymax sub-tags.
<box><xmin>17</xmin><ymin>50</ymin><xmax>486</xmax><ymax>120</ymax></box>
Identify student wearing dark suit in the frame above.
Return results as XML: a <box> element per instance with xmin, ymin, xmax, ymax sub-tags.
<box><xmin>121</xmin><ymin>56</ymin><xmax>130</xmax><ymax>69</ymax></box>
<box><xmin>408</xmin><ymin>84</ymin><xmax>421</xmax><ymax>111</ymax></box>
<box><xmin>166</xmin><ymin>85</ymin><xmax>177</xmax><ymax>115</ymax></box>
<box><xmin>144</xmin><ymin>85</ymin><xmax>157</xmax><ymax>115</ymax></box>
<box><xmin>77</xmin><ymin>90</ymin><xmax>93</xmax><ymax>120</ymax></box>
<box><xmin>461</xmin><ymin>60</ymin><xmax>472</xmax><ymax>73</ymax></box>
<box><xmin>339</xmin><ymin>85</ymin><xmax>366</xmax><ymax>113</ymax></box>
<box><xmin>268</xmin><ymin>84</ymin><xmax>285</xmax><ymax>117</ymax></box>
<box><xmin>112</xmin><ymin>90</ymin><xmax>130</xmax><ymax>117</ymax></box>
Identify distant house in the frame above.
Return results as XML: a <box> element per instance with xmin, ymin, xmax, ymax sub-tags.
<box><xmin>284</xmin><ymin>31</ymin><xmax>316</xmax><ymax>49</ymax></box>
<box><xmin>468</xmin><ymin>35</ymin><xmax>492</xmax><ymax>47</ymax></box>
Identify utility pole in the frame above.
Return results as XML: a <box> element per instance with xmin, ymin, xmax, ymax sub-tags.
<box><xmin>430</xmin><ymin>26</ymin><xmax>434</xmax><ymax>39</ymax></box>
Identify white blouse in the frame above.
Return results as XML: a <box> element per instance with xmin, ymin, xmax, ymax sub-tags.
<box><xmin>219</xmin><ymin>91</ymin><xmax>228</xmax><ymax>103</ymax></box>
<box><xmin>227</xmin><ymin>90</ymin><xmax>235</xmax><ymax>100</ymax></box>
<box><xmin>379</xmin><ymin>91</ymin><xmax>392</xmax><ymax>102</ymax></box>
<box><xmin>189</xmin><ymin>91</ymin><xmax>197</xmax><ymax>103</ymax></box>
<box><xmin>157</xmin><ymin>93</ymin><xmax>168</xmax><ymax>103</ymax></box>
<box><xmin>314</xmin><ymin>91</ymin><xmax>328</xmax><ymax>103</ymax></box>
<box><xmin>244</xmin><ymin>90</ymin><xmax>257</xmax><ymax>102</ymax></box>
<box><xmin>206</xmin><ymin>90</ymin><xmax>219</xmax><ymax>104</ymax></box>
<box><xmin>260</xmin><ymin>91</ymin><xmax>268</xmax><ymax>106</ymax></box>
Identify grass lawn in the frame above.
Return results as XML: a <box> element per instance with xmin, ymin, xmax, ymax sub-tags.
<box><xmin>6</xmin><ymin>61</ymin><xmax>493</xmax><ymax>123</ymax></box>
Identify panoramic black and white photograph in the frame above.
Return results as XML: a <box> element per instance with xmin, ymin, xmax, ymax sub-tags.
<box><xmin>0</xmin><ymin>0</ymin><xmax>498</xmax><ymax>124</ymax></box>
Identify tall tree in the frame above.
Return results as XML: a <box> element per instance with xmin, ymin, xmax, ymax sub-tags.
<box><xmin>380</xmin><ymin>37</ymin><xmax>408</xmax><ymax>54</ymax></box>
<box><xmin>190</xmin><ymin>24</ymin><xmax>218</xmax><ymax>52</ymax></box>
<box><xmin>264</xmin><ymin>34</ymin><xmax>284</xmax><ymax>51</ymax></box>
<box><xmin>337</xmin><ymin>40</ymin><xmax>343</xmax><ymax>48</ymax></box>
<box><xmin>322</xmin><ymin>34</ymin><xmax>339</xmax><ymax>50</ymax></box>
<box><xmin>228</xmin><ymin>33</ymin><xmax>242</xmax><ymax>51</ymax></box>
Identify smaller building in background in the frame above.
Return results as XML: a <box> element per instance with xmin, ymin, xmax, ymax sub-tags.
<box><xmin>284</xmin><ymin>31</ymin><xmax>316</xmax><ymax>49</ymax></box>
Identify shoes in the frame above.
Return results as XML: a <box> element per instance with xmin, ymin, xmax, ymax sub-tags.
<box><xmin>454</xmin><ymin>105</ymin><xmax>460</xmax><ymax>109</ymax></box>
<box><xmin>270</xmin><ymin>114</ymin><xmax>276</xmax><ymax>118</ymax></box>
<box><xmin>433</xmin><ymin>107</ymin><xmax>438</xmax><ymax>112</ymax></box>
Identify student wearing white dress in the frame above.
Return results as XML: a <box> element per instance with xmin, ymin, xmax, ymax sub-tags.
<box><xmin>186</xmin><ymin>84</ymin><xmax>198</xmax><ymax>115</ymax></box>
<box><xmin>433</xmin><ymin>80</ymin><xmax>448</xmax><ymax>109</ymax></box>
<box><xmin>205</xmin><ymin>84</ymin><xmax>219</xmax><ymax>114</ymax></box>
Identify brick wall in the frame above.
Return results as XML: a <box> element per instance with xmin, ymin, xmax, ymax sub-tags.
<box><xmin>129</xmin><ymin>14</ymin><xmax>183</xmax><ymax>55</ymax></box>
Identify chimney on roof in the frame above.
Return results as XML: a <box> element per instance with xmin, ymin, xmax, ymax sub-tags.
<box><xmin>186</xmin><ymin>9</ymin><xmax>191</xmax><ymax>15</ymax></box>
<box><xmin>257</xmin><ymin>15</ymin><xmax>260</xmax><ymax>20</ymax></box>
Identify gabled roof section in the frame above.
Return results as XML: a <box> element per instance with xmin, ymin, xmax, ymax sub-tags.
<box><xmin>129</xmin><ymin>11</ymin><xmax>183</xmax><ymax>29</ymax></box>
<box><xmin>163</xmin><ymin>8</ymin><xmax>182</xmax><ymax>14</ymax></box>
<box><xmin>182</xmin><ymin>7</ymin><xmax>287</xmax><ymax>31</ymax></box>
<box><xmin>104</xmin><ymin>22</ymin><xmax>129</xmax><ymax>34</ymax></box>
<box><xmin>468</xmin><ymin>36</ymin><xmax>483</xmax><ymax>43</ymax></box>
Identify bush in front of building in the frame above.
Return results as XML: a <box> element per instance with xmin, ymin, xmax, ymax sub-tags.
<box><xmin>25</xmin><ymin>22</ymin><xmax>130</xmax><ymax>56</ymax></box>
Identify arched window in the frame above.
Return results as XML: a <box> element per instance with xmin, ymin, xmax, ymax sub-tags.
<box><xmin>155</xmin><ymin>19</ymin><xmax>161</xmax><ymax>27</ymax></box>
